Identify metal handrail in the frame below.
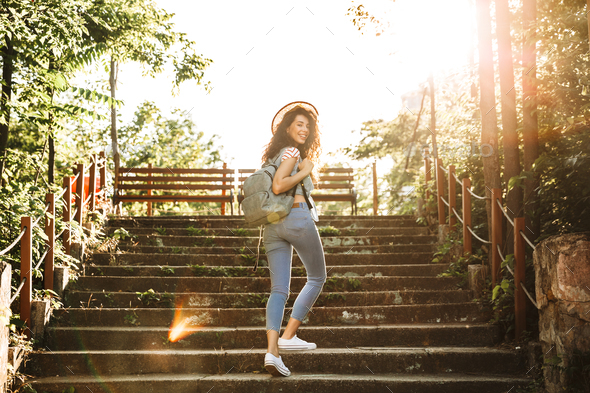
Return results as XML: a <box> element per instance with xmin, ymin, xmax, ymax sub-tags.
<box><xmin>439</xmin><ymin>164</ymin><xmax>448</xmax><ymax>173</ymax></box>
<box><xmin>34</xmin><ymin>245</ymin><xmax>50</xmax><ymax>271</ymax></box>
<box><xmin>0</xmin><ymin>227</ymin><xmax>27</xmax><ymax>256</ymax></box>
<box><xmin>72</xmin><ymin>171</ymin><xmax>81</xmax><ymax>183</ymax></box>
<box><xmin>521</xmin><ymin>281</ymin><xmax>539</xmax><ymax>309</ymax></box>
<box><xmin>9</xmin><ymin>278</ymin><xmax>26</xmax><ymax>305</ymax></box>
<box><xmin>452</xmin><ymin>171</ymin><xmax>462</xmax><ymax>186</ymax></box>
<box><xmin>452</xmin><ymin>207</ymin><xmax>464</xmax><ymax>224</ymax></box>
<box><xmin>467</xmin><ymin>225</ymin><xmax>491</xmax><ymax>244</ymax></box>
<box><xmin>56</xmin><ymin>227</ymin><xmax>66</xmax><ymax>238</ymax></box>
<box><xmin>519</xmin><ymin>230</ymin><xmax>536</xmax><ymax>249</ymax></box>
<box><xmin>71</xmin><ymin>207</ymin><xmax>79</xmax><ymax>219</ymax></box>
<box><xmin>32</xmin><ymin>212</ymin><xmax>44</xmax><ymax>231</ymax></box>
<box><xmin>497</xmin><ymin>244</ymin><xmax>515</xmax><ymax>276</ymax></box>
<box><xmin>467</xmin><ymin>187</ymin><xmax>490</xmax><ymax>200</ymax></box>
<box><xmin>57</xmin><ymin>185</ymin><xmax>68</xmax><ymax>200</ymax></box>
<box><xmin>440</xmin><ymin>196</ymin><xmax>450</xmax><ymax>207</ymax></box>
<box><xmin>496</xmin><ymin>198</ymin><xmax>515</xmax><ymax>227</ymax></box>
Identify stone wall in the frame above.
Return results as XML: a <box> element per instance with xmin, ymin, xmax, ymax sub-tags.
<box><xmin>533</xmin><ymin>232</ymin><xmax>590</xmax><ymax>393</ymax></box>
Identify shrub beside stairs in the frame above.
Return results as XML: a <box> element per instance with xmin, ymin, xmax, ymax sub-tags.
<box><xmin>26</xmin><ymin>214</ymin><xmax>530</xmax><ymax>392</ymax></box>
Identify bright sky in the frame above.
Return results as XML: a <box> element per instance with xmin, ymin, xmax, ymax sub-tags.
<box><xmin>84</xmin><ymin>0</ymin><xmax>473</xmax><ymax>172</ymax></box>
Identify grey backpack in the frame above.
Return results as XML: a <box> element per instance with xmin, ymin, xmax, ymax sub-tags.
<box><xmin>242</xmin><ymin>153</ymin><xmax>299</xmax><ymax>227</ymax></box>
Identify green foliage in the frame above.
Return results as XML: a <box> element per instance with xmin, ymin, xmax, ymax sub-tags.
<box><xmin>187</xmin><ymin>226</ymin><xmax>211</xmax><ymax>236</ymax></box>
<box><xmin>135</xmin><ymin>289</ymin><xmax>173</xmax><ymax>307</ymax></box>
<box><xmin>110</xmin><ymin>228</ymin><xmax>135</xmax><ymax>241</ymax></box>
<box><xmin>324</xmin><ymin>277</ymin><xmax>363</xmax><ymax>292</ymax></box>
<box><xmin>187</xmin><ymin>264</ymin><xmax>261</xmax><ymax>278</ymax></box>
<box><xmin>154</xmin><ymin>227</ymin><xmax>167</xmax><ymax>236</ymax></box>
<box><xmin>317</xmin><ymin>226</ymin><xmax>341</xmax><ymax>237</ymax></box>
<box><xmin>543</xmin><ymin>349</ymin><xmax>590</xmax><ymax>393</ymax></box>
<box><xmin>246</xmin><ymin>293</ymin><xmax>269</xmax><ymax>307</ymax></box>
<box><xmin>230</xmin><ymin>228</ymin><xmax>249</xmax><ymax>237</ymax></box>
<box><xmin>158</xmin><ymin>266</ymin><xmax>175</xmax><ymax>276</ymax></box>
<box><xmin>124</xmin><ymin>311</ymin><xmax>140</xmax><ymax>325</ymax></box>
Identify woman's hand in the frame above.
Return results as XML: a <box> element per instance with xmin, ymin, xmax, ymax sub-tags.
<box><xmin>298</xmin><ymin>158</ymin><xmax>314</xmax><ymax>174</ymax></box>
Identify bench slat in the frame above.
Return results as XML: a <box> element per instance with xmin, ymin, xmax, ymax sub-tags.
<box><xmin>116</xmin><ymin>195</ymin><xmax>233</xmax><ymax>203</ymax></box>
<box><xmin>120</xmin><ymin>175</ymin><xmax>232</xmax><ymax>182</ymax></box>
<box><xmin>319</xmin><ymin>175</ymin><xmax>354</xmax><ymax>182</ymax></box>
<box><xmin>119</xmin><ymin>168</ymin><xmax>234</xmax><ymax>175</ymax></box>
<box><xmin>315</xmin><ymin>184</ymin><xmax>354</xmax><ymax>189</ymax></box>
<box><xmin>119</xmin><ymin>184</ymin><xmax>234</xmax><ymax>190</ymax></box>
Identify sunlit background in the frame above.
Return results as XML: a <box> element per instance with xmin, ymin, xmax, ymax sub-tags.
<box><xmin>75</xmin><ymin>0</ymin><xmax>473</xmax><ymax>172</ymax></box>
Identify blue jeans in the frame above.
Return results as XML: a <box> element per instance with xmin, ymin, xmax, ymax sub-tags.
<box><xmin>263</xmin><ymin>202</ymin><xmax>327</xmax><ymax>333</ymax></box>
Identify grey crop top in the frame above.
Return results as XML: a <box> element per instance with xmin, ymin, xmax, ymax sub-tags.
<box><xmin>274</xmin><ymin>146</ymin><xmax>314</xmax><ymax>197</ymax></box>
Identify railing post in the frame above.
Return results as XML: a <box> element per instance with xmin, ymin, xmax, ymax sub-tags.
<box><xmin>89</xmin><ymin>154</ymin><xmax>97</xmax><ymax>213</ymax></box>
<box><xmin>75</xmin><ymin>163</ymin><xmax>85</xmax><ymax>226</ymax></box>
<box><xmin>435</xmin><ymin>158</ymin><xmax>445</xmax><ymax>225</ymax></box>
<box><xmin>491</xmin><ymin>188</ymin><xmax>503</xmax><ymax>288</ymax></box>
<box><xmin>44</xmin><ymin>193</ymin><xmax>55</xmax><ymax>291</ymax></box>
<box><xmin>20</xmin><ymin>217</ymin><xmax>32</xmax><ymax>332</ymax></box>
<box><xmin>99</xmin><ymin>151</ymin><xmax>106</xmax><ymax>202</ymax></box>
<box><xmin>514</xmin><ymin>217</ymin><xmax>526</xmax><ymax>340</ymax></box>
<box><xmin>63</xmin><ymin>176</ymin><xmax>72</xmax><ymax>256</ymax></box>
<box><xmin>88</xmin><ymin>155</ymin><xmax>97</xmax><ymax>232</ymax></box>
<box><xmin>221</xmin><ymin>162</ymin><xmax>227</xmax><ymax>216</ymax></box>
<box><xmin>372</xmin><ymin>161</ymin><xmax>378</xmax><ymax>216</ymax></box>
<box><xmin>424</xmin><ymin>150</ymin><xmax>431</xmax><ymax>201</ymax></box>
<box><xmin>147</xmin><ymin>163</ymin><xmax>153</xmax><ymax>217</ymax></box>
<box><xmin>448</xmin><ymin>165</ymin><xmax>456</xmax><ymax>229</ymax></box>
<box><xmin>462</xmin><ymin>178</ymin><xmax>472</xmax><ymax>254</ymax></box>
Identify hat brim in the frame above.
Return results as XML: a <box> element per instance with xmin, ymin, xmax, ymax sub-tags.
<box><xmin>271</xmin><ymin>101</ymin><xmax>319</xmax><ymax>134</ymax></box>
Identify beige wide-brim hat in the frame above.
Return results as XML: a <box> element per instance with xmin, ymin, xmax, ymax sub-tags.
<box><xmin>271</xmin><ymin>101</ymin><xmax>319</xmax><ymax>134</ymax></box>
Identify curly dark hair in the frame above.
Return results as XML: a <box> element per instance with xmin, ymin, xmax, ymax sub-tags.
<box><xmin>261</xmin><ymin>106</ymin><xmax>322</xmax><ymax>183</ymax></box>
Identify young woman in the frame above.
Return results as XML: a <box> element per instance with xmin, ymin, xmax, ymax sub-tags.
<box><xmin>261</xmin><ymin>101</ymin><xmax>327</xmax><ymax>377</ymax></box>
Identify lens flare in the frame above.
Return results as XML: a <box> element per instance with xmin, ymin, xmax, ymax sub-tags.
<box><xmin>168</xmin><ymin>296</ymin><xmax>202</xmax><ymax>342</ymax></box>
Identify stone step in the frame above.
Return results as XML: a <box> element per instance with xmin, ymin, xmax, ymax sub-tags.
<box><xmin>108</xmin><ymin>217</ymin><xmax>423</xmax><ymax>229</ymax></box>
<box><xmin>27</xmin><ymin>347</ymin><xmax>525</xmax><ymax>378</ymax></box>
<box><xmin>85</xmin><ymin>264</ymin><xmax>450</xmax><ymax>278</ymax></box>
<box><xmin>89</xmin><ymin>250</ymin><xmax>433</xmax><ymax>267</ymax></box>
<box><xmin>72</xmin><ymin>275</ymin><xmax>463</xmax><ymax>293</ymax></box>
<box><xmin>113</xmin><ymin>244</ymin><xmax>436</xmax><ymax>256</ymax></box>
<box><xmin>51</xmin><ymin>303</ymin><xmax>484</xmax><ymax>327</ymax></box>
<box><xmin>27</xmin><ymin>373</ymin><xmax>532</xmax><ymax>393</ymax></box>
<box><xmin>46</xmin><ymin>323</ymin><xmax>499</xmax><ymax>351</ymax></box>
<box><xmin>115</xmin><ymin>234</ymin><xmax>438</xmax><ymax>248</ymax></box>
<box><xmin>66</xmin><ymin>289</ymin><xmax>472</xmax><ymax>309</ymax></box>
<box><xmin>106</xmin><ymin>226</ymin><xmax>430</xmax><ymax>237</ymax></box>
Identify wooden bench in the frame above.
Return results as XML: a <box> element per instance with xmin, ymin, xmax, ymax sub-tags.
<box><xmin>114</xmin><ymin>163</ymin><xmax>235</xmax><ymax>215</ymax></box>
<box><xmin>312</xmin><ymin>167</ymin><xmax>357</xmax><ymax>215</ymax></box>
<box><xmin>237</xmin><ymin>167</ymin><xmax>357</xmax><ymax>215</ymax></box>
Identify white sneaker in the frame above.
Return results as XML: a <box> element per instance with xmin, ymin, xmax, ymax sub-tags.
<box><xmin>264</xmin><ymin>352</ymin><xmax>291</xmax><ymax>377</ymax></box>
<box><xmin>278</xmin><ymin>334</ymin><xmax>317</xmax><ymax>350</ymax></box>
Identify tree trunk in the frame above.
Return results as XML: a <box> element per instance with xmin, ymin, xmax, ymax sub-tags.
<box><xmin>495</xmin><ymin>0</ymin><xmax>522</xmax><ymax>254</ymax></box>
<box><xmin>476</xmin><ymin>0</ymin><xmax>502</xmax><ymax>243</ymax></box>
<box><xmin>109</xmin><ymin>57</ymin><xmax>120</xmax><ymax>202</ymax></box>
<box><xmin>428</xmin><ymin>72</ymin><xmax>438</xmax><ymax>160</ymax></box>
<box><xmin>522</xmin><ymin>0</ymin><xmax>540</xmax><ymax>241</ymax></box>
<box><xmin>0</xmin><ymin>38</ymin><xmax>14</xmax><ymax>181</ymax></box>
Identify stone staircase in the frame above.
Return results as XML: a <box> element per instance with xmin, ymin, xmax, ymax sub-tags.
<box><xmin>27</xmin><ymin>214</ymin><xmax>530</xmax><ymax>392</ymax></box>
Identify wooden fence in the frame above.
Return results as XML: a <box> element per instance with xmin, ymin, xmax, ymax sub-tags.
<box><xmin>428</xmin><ymin>156</ymin><xmax>539</xmax><ymax>340</ymax></box>
<box><xmin>0</xmin><ymin>152</ymin><xmax>106</xmax><ymax>333</ymax></box>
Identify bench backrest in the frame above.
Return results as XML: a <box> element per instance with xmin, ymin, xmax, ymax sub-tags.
<box><xmin>237</xmin><ymin>167</ymin><xmax>354</xmax><ymax>194</ymax></box>
<box><xmin>117</xmin><ymin>167</ymin><xmax>235</xmax><ymax>195</ymax></box>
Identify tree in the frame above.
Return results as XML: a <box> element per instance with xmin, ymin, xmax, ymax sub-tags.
<box><xmin>83</xmin><ymin>0</ymin><xmax>213</xmax><ymax>197</ymax></box>
<box><xmin>495</xmin><ymin>0</ymin><xmax>522</xmax><ymax>254</ymax></box>
<box><xmin>475</xmin><ymin>0</ymin><xmax>501</xmax><ymax>243</ymax></box>
<box><xmin>522</xmin><ymin>0</ymin><xmax>540</xmax><ymax>241</ymax></box>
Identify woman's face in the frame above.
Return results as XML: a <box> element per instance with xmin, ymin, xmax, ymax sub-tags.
<box><xmin>286</xmin><ymin>114</ymin><xmax>310</xmax><ymax>147</ymax></box>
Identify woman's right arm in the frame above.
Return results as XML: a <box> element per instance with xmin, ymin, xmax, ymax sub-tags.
<box><xmin>272</xmin><ymin>157</ymin><xmax>313</xmax><ymax>195</ymax></box>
